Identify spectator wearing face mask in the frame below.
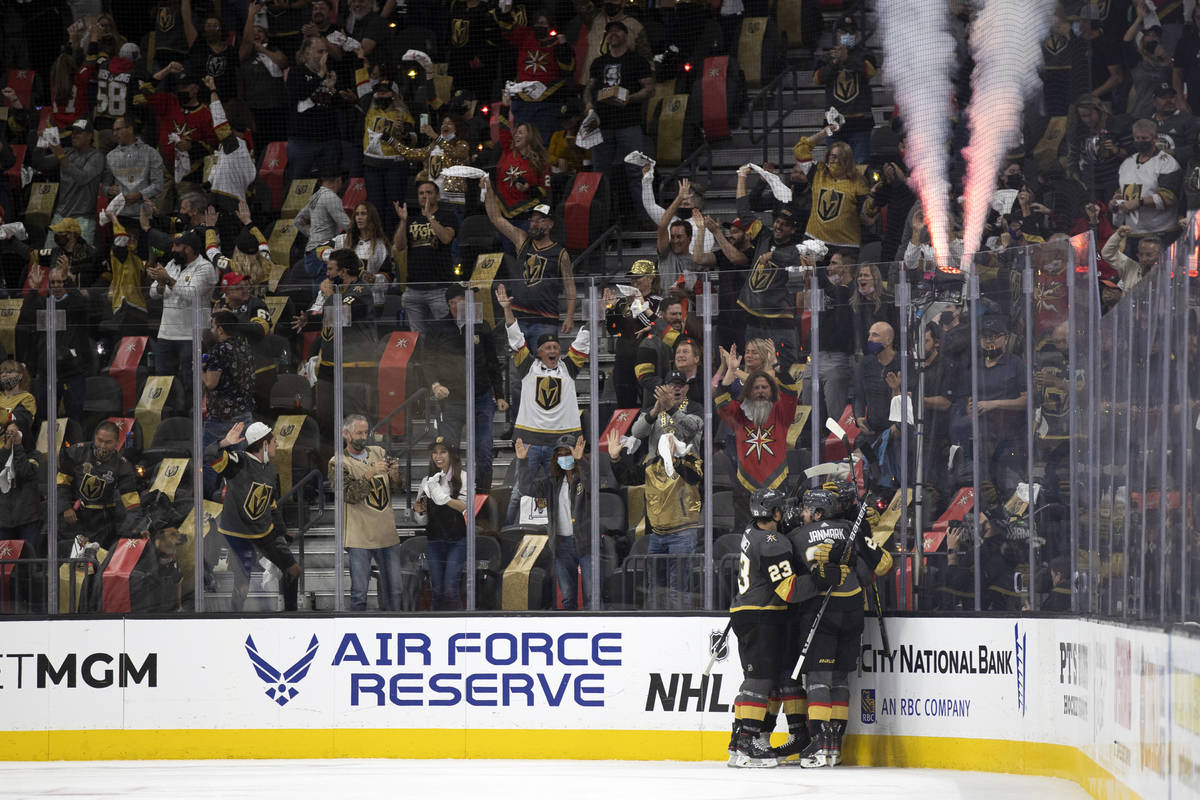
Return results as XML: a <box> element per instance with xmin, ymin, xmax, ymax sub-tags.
<box><xmin>27</xmin><ymin>267</ymin><xmax>95</xmax><ymax>427</ymax></box>
<box><xmin>814</xmin><ymin>16</ymin><xmax>877</xmax><ymax>164</ymax></box>
<box><xmin>102</xmin><ymin>115</ymin><xmax>165</xmax><ymax>227</ymax></box>
<box><xmin>498</xmin><ymin>10</ymin><xmax>576</xmax><ymax>144</ymax></box>
<box><xmin>146</xmin><ymin>231</ymin><xmax>219</xmax><ymax>396</ymax></box>
<box><xmin>0</xmin><ymin>418</ymin><xmax>42</xmax><ymax>561</ymax></box>
<box><xmin>1123</xmin><ymin>13</ymin><xmax>1173</xmax><ymax>121</ymax></box>
<box><xmin>238</xmin><ymin>3</ymin><xmax>290</xmax><ymax>145</ymax></box>
<box><xmin>1111</xmin><ymin>117</ymin><xmax>1181</xmax><ymax>244</ymax></box>
<box><xmin>360</xmin><ymin>77</ymin><xmax>413</xmax><ymax>235</ymax></box>
<box><xmin>57</xmin><ymin>420</ymin><xmax>141</xmax><ymax>550</ymax></box>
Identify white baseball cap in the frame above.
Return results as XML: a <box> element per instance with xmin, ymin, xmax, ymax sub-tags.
<box><xmin>245</xmin><ymin>421</ymin><xmax>273</xmax><ymax>446</ymax></box>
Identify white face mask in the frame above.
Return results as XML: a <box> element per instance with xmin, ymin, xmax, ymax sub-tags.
<box><xmin>441</xmin><ymin>132</ymin><xmax>456</xmax><ymax>142</ymax></box>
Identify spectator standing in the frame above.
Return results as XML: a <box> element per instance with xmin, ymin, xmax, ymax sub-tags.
<box><xmin>812</xmin><ymin>251</ymin><xmax>856</xmax><ymax>424</ymax></box>
<box><xmin>265</xmin><ymin>0</ymin><xmax>313</xmax><ymax>62</ymax></box>
<box><xmin>342</xmin><ymin>0</ymin><xmax>392</xmax><ymax>64</ymax></box>
<box><xmin>202</xmin><ymin>310</ymin><xmax>256</xmax><ymax>498</ymax></box>
<box><xmin>31</xmin><ymin>119</ymin><xmax>104</xmax><ymax>247</ymax></box>
<box><xmin>413</xmin><ymin>435</ymin><xmax>470</xmax><ymax>610</ymax></box>
<box><xmin>814</xmin><ymin>16</ymin><xmax>877</xmax><ymax>164</ymax></box>
<box><xmin>393</xmin><ymin>116</ymin><xmax>473</xmax><ymax>208</ymax></box>
<box><xmin>584</xmin><ymin>21</ymin><xmax>654</xmax><ymax>225</ymax></box>
<box><xmin>1112</xmin><ymin>118</ymin><xmax>1181</xmax><ymax>243</ymax></box>
<box><xmin>147</xmin><ymin>231</ymin><xmax>219</xmax><ymax>397</ymax></box>
<box><xmin>0</xmin><ymin>361</ymin><xmax>36</xmax><ymax>430</ymax></box>
<box><xmin>634</xmin><ymin>296</ymin><xmax>686</xmax><ymax>407</ymax></box>
<box><xmin>39</xmin><ymin>218</ymin><xmax>99</xmax><ymax>289</ymax></box>
<box><xmin>515</xmin><ymin>434</ymin><xmax>594</xmax><ymax>610</ymax></box>
<box><xmin>692</xmin><ymin>215</ymin><xmax>752</xmax><ymax>351</ymax></box>
<box><xmin>852</xmin><ymin>321</ymin><xmax>902</xmax><ymax>469</ymax></box>
<box><xmin>1150</xmin><ymin>83</ymin><xmax>1197</xmax><ymax>166</ymax></box>
<box><xmin>102</xmin><ymin>116</ymin><xmax>165</xmax><ymax>227</ymax></box>
<box><xmin>30</xmin><ymin>268</ymin><xmax>95</xmax><ymax>427</ymax></box>
<box><xmin>862</xmin><ymin>158</ymin><xmax>917</xmax><ymax>262</ymax></box>
<box><xmin>0</xmin><ymin>420</ymin><xmax>42</xmax><ymax>559</ymax></box>
<box><xmin>735</xmin><ymin>246</ymin><xmax>803</xmax><ymax>355</ymax></box>
<box><xmin>1069</xmin><ymin>94</ymin><xmax>1132</xmax><ymax>202</ymax></box>
<box><xmin>735</xmin><ymin>169</ymin><xmax>804</xmax><ymax>262</ymax></box>
<box><xmin>447</xmin><ymin>0</ymin><xmax>500</xmax><ymax>102</ymax></box>
<box><xmin>335</xmin><ymin>414</ymin><xmax>405</xmax><ymax>611</ymax></box>
<box><xmin>216</xmin><ymin>273</ymin><xmax>271</xmax><ymax>341</ymax></box>
<box><xmin>426</xmin><ymin>285</ymin><xmax>508</xmax><ymax>491</ymax></box>
<box><xmin>238</xmin><ymin>3</ymin><xmax>290</xmax><ymax>145</ymax></box>
<box><xmin>183</xmin><ymin>4</ymin><xmax>240</xmax><ymax>102</ymax></box>
<box><xmin>392</xmin><ymin>181</ymin><xmax>458</xmax><ymax>331</ymax></box>
<box><xmin>499</xmin><ymin>11</ymin><xmax>576</xmax><ymax>143</ymax></box>
<box><xmin>361</xmin><ymin>79</ymin><xmax>413</xmax><ymax>236</ymax></box>
<box><xmin>494</xmin><ymin>120</ymin><xmax>552</xmax><ymax>223</ymax></box>
<box><xmin>286</xmin><ymin>35</ymin><xmax>341</xmax><ymax>181</ymax></box>
<box><xmin>295</xmin><ymin>164</ymin><xmax>350</xmax><ymax>288</ymax></box>
<box><xmin>1101</xmin><ymin>225</ymin><xmax>1163</xmax><ymax>291</ymax></box>
<box><xmin>333</xmin><ymin>202</ymin><xmax>394</xmax><ymax>306</ymax></box>
<box><xmin>653</xmin><ymin>180</ymin><xmax>700</xmax><ymax>289</ymax></box>
<box><xmin>849</xmin><ymin>262</ymin><xmax>898</xmax><ymax>356</ymax></box>
<box><xmin>804</xmin><ymin>141</ymin><xmax>873</xmax><ymax>250</ymax></box>
<box><xmin>206</xmin><ymin>421</ymin><xmax>301</xmax><ymax>611</ymax></box>
<box><xmin>1123</xmin><ymin>13</ymin><xmax>1173</xmax><ymax>121</ymax></box>
<box><xmin>579</xmin><ymin>0</ymin><xmax>651</xmax><ymax>82</ymax></box>
<box><xmin>603</xmin><ymin>259</ymin><xmax>662</xmax><ymax>408</ymax></box>
<box><xmin>496</xmin><ymin>283</ymin><xmax>590</xmax><ymax>524</ymax></box>
<box><xmin>57</xmin><ymin>421</ymin><xmax>141</xmax><ymax>550</ymax></box>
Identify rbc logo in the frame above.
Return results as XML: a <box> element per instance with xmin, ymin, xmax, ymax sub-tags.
<box><xmin>244</xmin><ymin>634</ymin><xmax>319</xmax><ymax>706</ymax></box>
<box><xmin>861</xmin><ymin>688</ymin><xmax>876</xmax><ymax>724</ymax></box>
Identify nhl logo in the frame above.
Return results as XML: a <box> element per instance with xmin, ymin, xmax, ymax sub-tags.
<box><xmin>861</xmin><ymin>688</ymin><xmax>876</xmax><ymax>724</ymax></box>
<box><xmin>708</xmin><ymin>630</ymin><xmax>729</xmax><ymax>663</ymax></box>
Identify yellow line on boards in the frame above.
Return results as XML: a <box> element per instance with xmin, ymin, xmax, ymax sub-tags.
<box><xmin>0</xmin><ymin>730</ymin><xmax>1138</xmax><ymax>799</ymax></box>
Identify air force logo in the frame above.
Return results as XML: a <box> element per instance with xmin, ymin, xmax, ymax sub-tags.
<box><xmin>244</xmin><ymin>634</ymin><xmax>319</xmax><ymax>706</ymax></box>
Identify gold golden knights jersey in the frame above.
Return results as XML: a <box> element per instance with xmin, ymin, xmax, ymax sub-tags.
<box><xmin>332</xmin><ymin>446</ymin><xmax>401</xmax><ymax>550</ymax></box>
<box><xmin>805</xmin><ymin>164</ymin><xmax>872</xmax><ymax>247</ymax></box>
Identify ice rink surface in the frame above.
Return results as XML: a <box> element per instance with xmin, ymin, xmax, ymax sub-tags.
<box><xmin>0</xmin><ymin>759</ymin><xmax>1091</xmax><ymax>800</ymax></box>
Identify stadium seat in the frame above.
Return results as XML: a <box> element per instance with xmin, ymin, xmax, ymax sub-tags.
<box><xmin>341</xmin><ymin>177</ymin><xmax>366</xmax><ymax>213</ymax></box>
<box><xmin>3</xmin><ymin>69</ymin><xmax>35</xmax><ymax>109</ymax></box>
<box><xmin>141</xmin><ymin>416</ymin><xmax>195</xmax><ymax>471</ymax></box>
<box><xmin>269</xmin><ymin>373</ymin><xmax>314</xmax><ymax>414</ymax></box>
<box><xmin>258</xmin><ymin>141</ymin><xmax>288</xmax><ymax>212</ymax></box>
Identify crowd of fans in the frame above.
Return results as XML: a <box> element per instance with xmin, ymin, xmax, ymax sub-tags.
<box><xmin>0</xmin><ymin>0</ymin><xmax>1195</xmax><ymax>613</ymax></box>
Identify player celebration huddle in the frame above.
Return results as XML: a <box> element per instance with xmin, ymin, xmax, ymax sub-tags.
<box><xmin>725</xmin><ymin>422</ymin><xmax>894</xmax><ymax>769</ymax></box>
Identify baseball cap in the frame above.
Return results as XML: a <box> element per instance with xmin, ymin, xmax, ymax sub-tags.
<box><xmin>444</xmin><ymin>283</ymin><xmax>477</xmax><ymax>302</ymax></box>
<box><xmin>665</xmin><ymin>370</ymin><xmax>687</xmax><ymax>385</ymax></box>
<box><xmin>49</xmin><ymin>218</ymin><xmax>83</xmax><ymax>235</ymax></box>
<box><xmin>119</xmin><ymin>42</ymin><xmax>142</xmax><ymax>61</ymax></box>
<box><xmin>729</xmin><ymin>218</ymin><xmax>750</xmax><ymax>231</ymax></box>
<box><xmin>172</xmin><ymin>231</ymin><xmax>203</xmax><ymax>253</ymax></box>
<box><xmin>980</xmin><ymin>314</ymin><xmax>1009</xmax><ymax>336</ymax></box>
<box><xmin>775</xmin><ymin>206</ymin><xmax>798</xmax><ymax>226</ymax></box>
<box><xmin>221</xmin><ymin>272</ymin><xmax>245</xmax><ymax>289</ymax></box>
<box><xmin>70</xmin><ymin>118</ymin><xmax>94</xmax><ymax>135</ymax></box>
<box><xmin>431</xmin><ymin>434</ymin><xmax>457</xmax><ymax>453</ymax></box>
<box><xmin>605</xmin><ymin>20</ymin><xmax>628</xmax><ymax>33</ymax></box>
<box><xmin>245</xmin><ymin>421</ymin><xmax>273</xmax><ymax>446</ymax></box>
<box><xmin>532</xmin><ymin>204</ymin><xmax>552</xmax><ymax>217</ymax></box>
<box><xmin>553</xmin><ymin>433</ymin><xmax>577</xmax><ymax>451</ymax></box>
<box><xmin>536</xmin><ymin>332</ymin><xmax>560</xmax><ymax>349</ymax></box>
<box><xmin>1154</xmin><ymin>82</ymin><xmax>1177</xmax><ymax>98</ymax></box>
<box><xmin>628</xmin><ymin>258</ymin><xmax>657</xmax><ymax>276</ymax></box>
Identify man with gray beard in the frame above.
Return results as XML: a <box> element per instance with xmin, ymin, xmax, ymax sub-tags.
<box><xmin>715</xmin><ymin>344</ymin><xmax>801</xmax><ymax>529</ymax></box>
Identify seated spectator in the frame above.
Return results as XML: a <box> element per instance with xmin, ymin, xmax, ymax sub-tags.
<box><xmin>216</xmin><ymin>273</ymin><xmax>270</xmax><ymax>341</ymax></box>
<box><xmin>584</xmin><ymin>20</ymin><xmax>654</xmax><ymax>225</ymax></box>
<box><xmin>202</xmin><ymin>310</ymin><xmax>256</xmax><ymax>498</ymax></box>
<box><xmin>57</xmin><ymin>420</ymin><xmax>141</xmax><ymax>550</ymax></box>
<box><xmin>335</xmin><ymin>414</ymin><xmax>405</xmax><ymax>612</ymax></box>
<box><xmin>413</xmin><ymin>435</ymin><xmax>470</xmax><ymax>610</ymax></box>
<box><xmin>206</xmin><ymin>421</ymin><xmax>300</xmax><ymax>611</ymax></box>
<box><xmin>496</xmin><ymin>283</ymin><xmax>590</xmax><ymax>524</ymax></box>
<box><xmin>147</xmin><ymin>231</ymin><xmax>218</xmax><ymax>396</ymax></box>
<box><xmin>295</xmin><ymin>164</ymin><xmax>350</xmax><ymax>289</ymax></box>
<box><xmin>392</xmin><ymin>181</ymin><xmax>458</xmax><ymax>331</ymax></box>
<box><xmin>0</xmin><ymin>361</ymin><xmax>35</xmax><ymax>427</ymax></box>
<box><xmin>238</xmin><ymin>5</ymin><xmax>290</xmax><ymax>146</ymax></box>
<box><xmin>31</xmin><ymin>118</ymin><xmax>105</xmax><ymax>247</ymax></box>
<box><xmin>515</xmin><ymin>434</ymin><xmax>593</xmax><ymax>610</ymax></box>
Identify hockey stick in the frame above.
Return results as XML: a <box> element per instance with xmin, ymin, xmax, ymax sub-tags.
<box><xmin>791</xmin><ymin>496</ymin><xmax>870</xmax><ymax>680</ymax></box>
<box><xmin>703</xmin><ymin>619</ymin><xmax>733</xmax><ymax>677</ymax></box>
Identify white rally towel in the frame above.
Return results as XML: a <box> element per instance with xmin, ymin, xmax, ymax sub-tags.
<box><xmin>440</xmin><ymin>165</ymin><xmax>488</xmax><ymax>180</ymax></box>
<box><xmin>623</xmin><ymin>150</ymin><xmax>656</xmax><ymax>169</ymax></box>
<box><xmin>577</xmin><ymin>109</ymin><xmax>603</xmax><ymax>149</ymax></box>
<box><xmin>506</xmin><ymin>80</ymin><xmax>548</xmax><ymax>100</ymax></box>
<box><xmin>402</xmin><ymin>49</ymin><xmax>433</xmax><ymax>71</ymax></box>
<box><xmin>748</xmin><ymin>163</ymin><xmax>792</xmax><ymax>204</ymax></box>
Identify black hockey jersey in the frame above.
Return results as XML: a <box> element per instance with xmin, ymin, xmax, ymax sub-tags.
<box><xmin>730</xmin><ymin>524</ymin><xmax>798</xmax><ymax>613</ymax></box>
<box><xmin>56</xmin><ymin>443</ymin><xmax>141</xmax><ymax>515</ymax></box>
<box><xmin>205</xmin><ymin>441</ymin><xmax>286</xmax><ymax>540</ymax></box>
<box><xmin>791</xmin><ymin>517</ymin><xmax>892</xmax><ymax>609</ymax></box>
<box><xmin>511</xmin><ymin>238</ymin><xmax>569</xmax><ymax>320</ymax></box>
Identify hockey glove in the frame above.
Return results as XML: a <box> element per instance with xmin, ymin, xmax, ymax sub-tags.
<box><xmin>815</xmin><ymin>562</ymin><xmax>850</xmax><ymax>588</ymax></box>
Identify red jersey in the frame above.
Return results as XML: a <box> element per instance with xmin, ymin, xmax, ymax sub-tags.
<box><xmin>495</xmin><ymin>127</ymin><xmax>550</xmax><ymax>217</ymax></box>
<box><xmin>715</xmin><ymin>374</ymin><xmax>800</xmax><ymax>492</ymax></box>
<box><xmin>502</xmin><ymin>25</ymin><xmax>573</xmax><ymax>99</ymax></box>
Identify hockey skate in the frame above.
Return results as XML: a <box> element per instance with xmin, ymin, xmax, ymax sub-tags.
<box><xmin>728</xmin><ymin>731</ymin><xmax>778</xmax><ymax>768</ymax></box>
<box><xmin>771</xmin><ymin>727</ymin><xmax>812</xmax><ymax>766</ymax></box>
<box><xmin>796</xmin><ymin>722</ymin><xmax>836</xmax><ymax>768</ymax></box>
<box><xmin>826</xmin><ymin>721</ymin><xmax>844</xmax><ymax>766</ymax></box>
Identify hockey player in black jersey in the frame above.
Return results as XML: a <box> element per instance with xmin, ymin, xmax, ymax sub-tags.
<box><xmin>788</xmin><ymin>488</ymin><xmax>892</xmax><ymax>767</ymax></box>
<box><xmin>727</xmin><ymin>488</ymin><xmax>798</xmax><ymax>768</ymax></box>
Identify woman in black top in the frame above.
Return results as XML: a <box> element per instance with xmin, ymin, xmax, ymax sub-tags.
<box><xmin>413</xmin><ymin>436</ymin><xmax>469</xmax><ymax>610</ymax></box>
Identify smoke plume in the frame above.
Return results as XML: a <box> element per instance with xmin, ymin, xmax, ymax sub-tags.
<box><xmin>878</xmin><ymin>0</ymin><xmax>958</xmax><ymax>266</ymax></box>
<box><xmin>959</xmin><ymin>0</ymin><xmax>1057</xmax><ymax>268</ymax></box>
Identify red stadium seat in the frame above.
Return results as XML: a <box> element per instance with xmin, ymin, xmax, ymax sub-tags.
<box><xmin>341</xmin><ymin>176</ymin><xmax>366</xmax><ymax>214</ymax></box>
<box><xmin>3</xmin><ymin>69</ymin><xmax>34</xmax><ymax>109</ymax></box>
<box><xmin>3</xmin><ymin>144</ymin><xmax>25</xmax><ymax>192</ymax></box>
<box><xmin>923</xmin><ymin>487</ymin><xmax>975</xmax><ymax>553</ymax></box>
<box><xmin>258</xmin><ymin>141</ymin><xmax>288</xmax><ymax>211</ymax></box>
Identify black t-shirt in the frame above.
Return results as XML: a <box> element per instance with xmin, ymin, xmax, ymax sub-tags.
<box><xmin>287</xmin><ymin>64</ymin><xmax>338</xmax><ymax>140</ymax></box>
<box><xmin>589</xmin><ymin>50</ymin><xmax>651</xmax><ymax>130</ymax></box>
<box><xmin>1175</xmin><ymin>26</ymin><xmax>1200</xmax><ymax>102</ymax></box>
<box><xmin>190</xmin><ymin>41</ymin><xmax>239</xmax><ymax>102</ymax></box>
<box><xmin>405</xmin><ymin>207</ymin><xmax>458</xmax><ymax>284</ymax></box>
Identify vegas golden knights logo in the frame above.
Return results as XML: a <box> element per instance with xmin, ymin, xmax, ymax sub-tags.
<box><xmin>165</xmin><ymin>465</ymin><xmax>180</xmax><ymax>478</ymax></box>
<box><xmin>816</xmin><ymin>188</ymin><xmax>845</xmax><ymax>223</ymax></box>
<box><xmin>1122</xmin><ymin>183</ymin><xmax>1143</xmax><ymax>204</ymax></box>
<box><xmin>80</xmin><ymin>473</ymin><xmax>106</xmax><ymax>502</ymax></box>
<box><xmin>536</xmin><ymin>376</ymin><xmax>562</xmax><ymax>410</ymax></box>
<box><xmin>322</xmin><ymin>324</ymin><xmax>333</xmax><ymax>341</ymax></box>
<box><xmin>514</xmin><ymin>6</ymin><xmax>527</xmax><ymax>26</ymax></box>
<box><xmin>748</xmin><ymin>257</ymin><xmax>776</xmax><ymax>292</ymax></box>
<box><xmin>366</xmin><ymin>475</ymin><xmax>390</xmax><ymax>511</ymax></box>
<box><xmin>1044</xmin><ymin>33</ymin><xmax>1067</xmax><ymax>56</ymax></box>
<box><xmin>158</xmin><ymin>6</ymin><xmax>176</xmax><ymax>31</ymax></box>
<box><xmin>152</xmin><ymin>387</ymin><xmax>164</xmax><ymax>399</ymax></box>
<box><xmin>834</xmin><ymin>69</ymin><xmax>859</xmax><ymax>104</ymax></box>
<box><xmin>279</xmin><ymin>424</ymin><xmax>296</xmax><ymax>438</ymax></box>
<box><xmin>524</xmin><ymin>253</ymin><xmax>547</xmax><ymax>285</ymax></box>
<box><xmin>243</xmin><ymin>482</ymin><xmax>274</xmax><ymax>521</ymax></box>
<box><xmin>452</xmin><ymin>19</ymin><xmax>469</xmax><ymax>46</ymax></box>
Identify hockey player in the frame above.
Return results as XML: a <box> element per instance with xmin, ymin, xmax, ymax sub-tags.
<box><xmin>788</xmin><ymin>488</ymin><xmax>892</xmax><ymax>767</ymax></box>
<box><xmin>206</xmin><ymin>421</ymin><xmax>300</xmax><ymax>612</ymax></box>
<box><xmin>728</xmin><ymin>488</ymin><xmax>798</xmax><ymax>768</ymax></box>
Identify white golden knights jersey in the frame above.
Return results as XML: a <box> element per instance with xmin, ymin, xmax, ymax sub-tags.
<box><xmin>507</xmin><ymin>320</ymin><xmax>590</xmax><ymax>446</ymax></box>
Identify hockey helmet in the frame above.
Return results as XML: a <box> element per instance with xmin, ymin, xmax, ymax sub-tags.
<box><xmin>801</xmin><ymin>489</ymin><xmax>839</xmax><ymax>519</ymax></box>
<box><xmin>749</xmin><ymin>488</ymin><xmax>788</xmax><ymax>519</ymax></box>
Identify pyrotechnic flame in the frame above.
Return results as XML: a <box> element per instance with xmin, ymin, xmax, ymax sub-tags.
<box><xmin>959</xmin><ymin>0</ymin><xmax>1057</xmax><ymax>271</ymax></box>
<box><xmin>878</xmin><ymin>0</ymin><xmax>957</xmax><ymax>268</ymax></box>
